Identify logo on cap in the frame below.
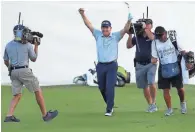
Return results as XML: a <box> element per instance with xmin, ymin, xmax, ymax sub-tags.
<box><xmin>101</xmin><ymin>20</ymin><xmax>111</xmax><ymax>27</ymax></box>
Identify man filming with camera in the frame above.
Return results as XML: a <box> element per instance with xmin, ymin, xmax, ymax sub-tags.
<box><xmin>3</xmin><ymin>24</ymin><xmax>58</xmax><ymax>122</ymax></box>
<box><xmin>126</xmin><ymin>19</ymin><xmax>158</xmax><ymax>113</ymax></box>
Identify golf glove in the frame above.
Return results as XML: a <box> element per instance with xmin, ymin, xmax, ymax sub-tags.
<box><xmin>128</xmin><ymin>13</ymin><xmax>133</xmax><ymax>21</ymax></box>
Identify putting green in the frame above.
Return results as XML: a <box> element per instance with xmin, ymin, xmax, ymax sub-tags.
<box><xmin>1</xmin><ymin>84</ymin><xmax>195</xmax><ymax>132</ymax></box>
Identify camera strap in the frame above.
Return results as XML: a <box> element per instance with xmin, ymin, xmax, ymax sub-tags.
<box><xmin>154</xmin><ymin>40</ymin><xmax>161</xmax><ymax>61</ymax></box>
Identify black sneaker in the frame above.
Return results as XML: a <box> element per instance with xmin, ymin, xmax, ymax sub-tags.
<box><xmin>4</xmin><ymin>115</ymin><xmax>20</xmax><ymax>122</ymax></box>
<box><xmin>43</xmin><ymin>110</ymin><xmax>58</xmax><ymax>122</ymax></box>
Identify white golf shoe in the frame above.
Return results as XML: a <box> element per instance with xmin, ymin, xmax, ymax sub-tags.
<box><xmin>165</xmin><ymin>108</ymin><xmax>173</xmax><ymax>116</ymax></box>
<box><xmin>180</xmin><ymin>102</ymin><xmax>187</xmax><ymax>114</ymax></box>
<box><xmin>105</xmin><ymin>109</ymin><xmax>114</xmax><ymax>116</ymax></box>
<box><xmin>146</xmin><ymin>104</ymin><xmax>158</xmax><ymax>113</ymax></box>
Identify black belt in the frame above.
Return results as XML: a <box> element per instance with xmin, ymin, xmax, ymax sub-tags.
<box><xmin>98</xmin><ymin>60</ymin><xmax>117</xmax><ymax>64</ymax></box>
<box><xmin>11</xmin><ymin>66</ymin><xmax>28</xmax><ymax>70</ymax></box>
<box><xmin>137</xmin><ymin>61</ymin><xmax>151</xmax><ymax>65</ymax></box>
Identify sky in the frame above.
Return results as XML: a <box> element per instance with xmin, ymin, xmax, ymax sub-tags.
<box><xmin>1</xmin><ymin>1</ymin><xmax>195</xmax><ymax>85</ymax></box>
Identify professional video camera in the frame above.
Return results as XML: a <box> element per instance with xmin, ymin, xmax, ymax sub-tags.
<box><xmin>129</xmin><ymin>7</ymin><xmax>153</xmax><ymax>36</ymax></box>
<box><xmin>22</xmin><ymin>27</ymin><xmax>43</xmax><ymax>45</ymax></box>
<box><xmin>14</xmin><ymin>12</ymin><xmax>43</xmax><ymax>45</ymax></box>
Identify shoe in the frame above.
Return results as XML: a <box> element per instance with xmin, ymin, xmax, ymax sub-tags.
<box><xmin>4</xmin><ymin>115</ymin><xmax>20</xmax><ymax>122</ymax></box>
<box><xmin>165</xmin><ymin>108</ymin><xmax>173</xmax><ymax>116</ymax></box>
<box><xmin>151</xmin><ymin>104</ymin><xmax>158</xmax><ymax>112</ymax></box>
<box><xmin>105</xmin><ymin>109</ymin><xmax>113</xmax><ymax>116</ymax></box>
<box><xmin>43</xmin><ymin>110</ymin><xmax>58</xmax><ymax>122</ymax></box>
<box><xmin>146</xmin><ymin>104</ymin><xmax>158</xmax><ymax>113</ymax></box>
<box><xmin>180</xmin><ymin>102</ymin><xmax>187</xmax><ymax>114</ymax></box>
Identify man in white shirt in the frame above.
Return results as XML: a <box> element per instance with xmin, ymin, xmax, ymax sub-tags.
<box><xmin>151</xmin><ymin>26</ymin><xmax>187</xmax><ymax>116</ymax></box>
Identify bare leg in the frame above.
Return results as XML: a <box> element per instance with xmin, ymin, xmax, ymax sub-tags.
<box><xmin>163</xmin><ymin>89</ymin><xmax>171</xmax><ymax>108</ymax></box>
<box><xmin>35</xmin><ymin>89</ymin><xmax>47</xmax><ymax>117</ymax></box>
<box><xmin>177</xmin><ymin>88</ymin><xmax>187</xmax><ymax>114</ymax></box>
<box><xmin>149</xmin><ymin>84</ymin><xmax>157</xmax><ymax>104</ymax></box>
<box><xmin>7</xmin><ymin>94</ymin><xmax>22</xmax><ymax>116</ymax></box>
<box><xmin>143</xmin><ymin>87</ymin><xmax>152</xmax><ymax>105</ymax></box>
<box><xmin>177</xmin><ymin>88</ymin><xmax>185</xmax><ymax>102</ymax></box>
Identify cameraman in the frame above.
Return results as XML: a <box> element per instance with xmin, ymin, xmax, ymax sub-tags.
<box><xmin>151</xmin><ymin>26</ymin><xmax>187</xmax><ymax>116</ymax></box>
<box><xmin>3</xmin><ymin>25</ymin><xmax>58</xmax><ymax>122</ymax></box>
<box><xmin>126</xmin><ymin>20</ymin><xmax>157</xmax><ymax>113</ymax></box>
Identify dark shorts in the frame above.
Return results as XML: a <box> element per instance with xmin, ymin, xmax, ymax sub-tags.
<box><xmin>158</xmin><ymin>65</ymin><xmax>183</xmax><ymax>89</ymax></box>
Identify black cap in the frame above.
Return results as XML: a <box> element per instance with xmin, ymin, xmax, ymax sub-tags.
<box><xmin>145</xmin><ymin>19</ymin><xmax>153</xmax><ymax>25</ymax></box>
<box><xmin>155</xmin><ymin>26</ymin><xmax>166</xmax><ymax>35</ymax></box>
<box><xmin>101</xmin><ymin>20</ymin><xmax>111</xmax><ymax>27</ymax></box>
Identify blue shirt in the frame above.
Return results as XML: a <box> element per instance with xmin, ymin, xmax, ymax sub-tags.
<box><xmin>93</xmin><ymin>29</ymin><xmax>122</xmax><ymax>63</ymax></box>
<box><xmin>132</xmin><ymin>36</ymin><xmax>152</xmax><ymax>62</ymax></box>
<box><xmin>3</xmin><ymin>40</ymin><xmax>37</xmax><ymax>66</ymax></box>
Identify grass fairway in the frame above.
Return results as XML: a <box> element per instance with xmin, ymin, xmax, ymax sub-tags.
<box><xmin>1</xmin><ymin>84</ymin><xmax>195</xmax><ymax>132</ymax></box>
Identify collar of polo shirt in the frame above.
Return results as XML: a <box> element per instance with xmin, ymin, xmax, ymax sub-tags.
<box><xmin>101</xmin><ymin>32</ymin><xmax>113</xmax><ymax>37</ymax></box>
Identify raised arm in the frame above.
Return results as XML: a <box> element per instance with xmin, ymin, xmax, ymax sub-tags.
<box><xmin>126</xmin><ymin>34</ymin><xmax>134</xmax><ymax>49</ymax></box>
<box><xmin>79</xmin><ymin>8</ymin><xmax>94</xmax><ymax>33</ymax></box>
<box><xmin>142</xmin><ymin>22</ymin><xmax>155</xmax><ymax>40</ymax></box>
<box><xmin>28</xmin><ymin>42</ymin><xmax>38</xmax><ymax>62</ymax></box>
<box><xmin>145</xmin><ymin>29</ymin><xmax>155</xmax><ymax>40</ymax></box>
<box><xmin>120</xmin><ymin>13</ymin><xmax>133</xmax><ymax>38</ymax></box>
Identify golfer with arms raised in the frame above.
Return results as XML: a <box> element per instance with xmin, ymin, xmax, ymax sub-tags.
<box><xmin>79</xmin><ymin>8</ymin><xmax>132</xmax><ymax>116</ymax></box>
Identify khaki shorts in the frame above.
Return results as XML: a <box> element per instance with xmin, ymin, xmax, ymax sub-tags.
<box><xmin>10</xmin><ymin>68</ymin><xmax>40</xmax><ymax>95</ymax></box>
<box><xmin>135</xmin><ymin>63</ymin><xmax>157</xmax><ymax>89</ymax></box>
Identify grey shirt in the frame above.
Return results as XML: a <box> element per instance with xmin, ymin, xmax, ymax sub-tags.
<box><xmin>3</xmin><ymin>40</ymin><xmax>37</xmax><ymax>66</ymax></box>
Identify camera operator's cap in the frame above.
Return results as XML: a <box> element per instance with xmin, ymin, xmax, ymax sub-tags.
<box><xmin>145</xmin><ymin>19</ymin><xmax>153</xmax><ymax>25</ymax></box>
<box><xmin>13</xmin><ymin>24</ymin><xmax>25</xmax><ymax>34</ymax></box>
<box><xmin>13</xmin><ymin>24</ymin><xmax>25</xmax><ymax>31</ymax></box>
<box><xmin>155</xmin><ymin>26</ymin><xmax>166</xmax><ymax>35</ymax></box>
<box><xmin>101</xmin><ymin>20</ymin><xmax>111</xmax><ymax>27</ymax></box>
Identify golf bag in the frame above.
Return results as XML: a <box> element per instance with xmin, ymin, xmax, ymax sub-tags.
<box><xmin>73</xmin><ymin>66</ymin><xmax>131</xmax><ymax>87</ymax></box>
<box><xmin>168</xmin><ymin>30</ymin><xmax>195</xmax><ymax>83</ymax></box>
